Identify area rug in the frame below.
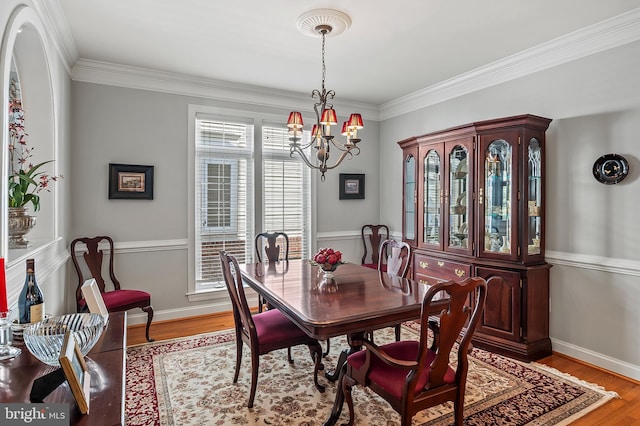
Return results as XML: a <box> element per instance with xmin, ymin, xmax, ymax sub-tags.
<box><xmin>125</xmin><ymin>325</ymin><xmax>618</xmax><ymax>425</ymax></box>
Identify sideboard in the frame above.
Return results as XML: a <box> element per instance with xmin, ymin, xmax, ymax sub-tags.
<box><xmin>0</xmin><ymin>312</ymin><xmax>127</xmax><ymax>425</ymax></box>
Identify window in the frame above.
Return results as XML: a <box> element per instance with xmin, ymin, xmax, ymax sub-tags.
<box><xmin>262</xmin><ymin>125</ymin><xmax>311</xmax><ymax>260</ymax></box>
<box><xmin>189</xmin><ymin>109</ymin><xmax>312</xmax><ymax>297</ymax></box>
<box><xmin>204</xmin><ymin>160</ymin><xmax>236</xmax><ymax>231</ymax></box>
<box><xmin>194</xmin><ymin>116</ymin><xmax>254</xmax><ymax>292</ymax></box>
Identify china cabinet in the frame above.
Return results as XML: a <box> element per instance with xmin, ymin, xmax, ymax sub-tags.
<box><xmin>399</xmin><ymin>114</ymin><xmax>552</xmax><ymax>361</ymax></box>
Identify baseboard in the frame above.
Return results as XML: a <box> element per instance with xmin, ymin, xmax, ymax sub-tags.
<box><xmin>551</xmin><ymin>337</ymin><xmax>640</xmax><ymax>381</ymax></box>
<box><xmin>126</xmin><ymin>298</ymin><xmax>248</xmax><ymax>326</ymax></box>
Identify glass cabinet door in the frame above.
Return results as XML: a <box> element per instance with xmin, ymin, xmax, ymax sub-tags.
<box><xmin>527</xmin><ymin>138</ymin><xmax>542</xmax><ymax>256</ymax></box>
<box><xmin>404</xmin><ymin>154</ymin><xmax>416</xmax><ymax>242</ymax></box>
<box><xmin>423</xmin><ymin>149</ymin><xmax>441</xmax><ymax>247</ymax></box>
<box><xmin>480</xmin><ymin>137</ymin><xmax>515</xmax><ymax>258</ymax></box>
<box><xmin>447</xmin><ymin>145</ymin><xmax>470</xmax><ymax>250</ymax></box>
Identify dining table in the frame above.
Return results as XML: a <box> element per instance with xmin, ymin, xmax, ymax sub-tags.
<box><xmin>239</xmin><ymin>260</ymin><xmax>447</xmax><ymax>425</ymax></box>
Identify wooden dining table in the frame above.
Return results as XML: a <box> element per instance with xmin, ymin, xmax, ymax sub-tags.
<box><xmin>239</xmin><ymin>260</ymin><xmax>446</xmax><ymax>424</ymax></box>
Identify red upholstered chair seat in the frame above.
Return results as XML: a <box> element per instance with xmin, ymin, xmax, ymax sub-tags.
<box><xmin>253</xmin><ymin>309</ymin><xmax>309</xmax><ymax>349</ymax></box>
<box><xmin>79</xmin><ymin>289</ymin><xmax>151</xmax><ymax>310</ymax></box>
<box><xmin>347</xmin><ymin>340</ymin><xmax>455</xmax><ymax>399</ymax></box>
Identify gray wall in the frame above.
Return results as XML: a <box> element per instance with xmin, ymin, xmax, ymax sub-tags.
<box><xmin>379</xmin><ymin>40</ymin><xmax>640</xmax><ymax>379</ymax></box>
<box><xmin>69</xmin><ymin>81</ymin><xmax>381</xmax><ymax>319</ymax></box>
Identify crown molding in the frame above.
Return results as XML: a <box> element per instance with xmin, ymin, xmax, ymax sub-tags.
<box><xmin>379</xmin><ymin>7</ymin><xmax>640</xmax><ymax>120</ymax></box>
<box><xmin>70</xmin><ymin>59</ymin><xmax>380</xmax><ymax>121</ymax></box>
<box><xmin>32</xmin><ymin>0</ymin><xmax>78</xmax><ymax>75</ymax></box>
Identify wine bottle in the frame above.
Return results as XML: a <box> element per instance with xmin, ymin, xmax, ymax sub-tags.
<box><xmin>18</xmin><ymin>259</ymin><xmax>45</xmax><ymax>324</ymax></box>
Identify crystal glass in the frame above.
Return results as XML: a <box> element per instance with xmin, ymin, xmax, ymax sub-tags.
<box><xmin>23</xmin><ymin>313</ymin><xmax>105</xmax><ymax>367</ymax></box>
<box><xmin>0</xmin><ymin>310</ymin><xmax>21</xmax><ymax>360</ymax></box>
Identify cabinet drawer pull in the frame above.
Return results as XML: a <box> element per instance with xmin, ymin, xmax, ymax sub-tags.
<box><xmin>437</xmin><ymin>261</ymin><xmax>444</xmax><ymax>267</ymax></box>
<box><xmin>455</xmin><ymin>269</ymin><xmax>466</xmax><ymax>277</ymax></box>
<box><xmin>419</xmin><ymin>261</ymin><xmax>429</xmax><ymax>269</ymax></box>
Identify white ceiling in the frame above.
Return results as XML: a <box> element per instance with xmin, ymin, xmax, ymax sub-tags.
<box><xmin>56</xmin><ymin>0</ymin><xmax>640</xmax><ymax>106</ymax></box>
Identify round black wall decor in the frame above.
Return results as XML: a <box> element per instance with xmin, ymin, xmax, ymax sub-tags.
<box><xmin>592</xmin><ymin>153</ymin><xmax>629</xmax><ymax>185</ymax></box>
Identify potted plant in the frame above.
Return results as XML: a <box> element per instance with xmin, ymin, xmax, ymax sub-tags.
<box><xmin>7</xmin><ymin>76</ymin><xmax>62</xmax><ymax>248</ymax></box>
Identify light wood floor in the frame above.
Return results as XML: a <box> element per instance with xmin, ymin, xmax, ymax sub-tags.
<box><xmin>127</xmin><ymin>312</ymin><xmax>640</xmax><ymax>425</ymax></box>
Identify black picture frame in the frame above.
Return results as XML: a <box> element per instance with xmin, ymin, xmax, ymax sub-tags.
<box><xmin>339</xmin><ymin>173</ymin><xmax>365</xmax><ymax>200</ymax></box>
<box><xmin>108</xmin><ymin>163</ymin><xmax>154</xmax><ymax>199</ymax></box>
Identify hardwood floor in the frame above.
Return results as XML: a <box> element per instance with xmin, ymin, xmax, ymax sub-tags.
<box><xmin>127</xmin><ymin>312</ymin><xmax>640</xmax><ymax>425</ymax></box>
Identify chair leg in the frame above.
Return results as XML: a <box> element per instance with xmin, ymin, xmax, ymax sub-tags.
<box><xmin>233</xmin><ymin>336</ymin><xmax>243</xmax><ymax>384</ymax></box>
<box><xmin>453</xmin><ymin>391</ymin><xmax>465</xmax><ymax>426</ymax></box>
<box><xmin>258</xmin><ymin>295</ymin><xmax>264</xmax><ymax>313</ymax></box>
<box><xmin>394</xmin><ymin>323</ymin><xmax>401</xmax><ymax>341</ymax></box>
<box><xmin>307</xmin><ymin>342</ymin><xmax>325</xmax><ymax>393</ymax></box>
<box><xmin>287</xmin><ymin>347</ymin><xmax>293</xmax><ymax>363</ymax></box>
<box><xmin>248</xmin><ymin>350</ymin><xmax>259</xmax><ymax>408</ymax></box>
<box><xmin>142</xmin><ymin>305</ymin><xmax>154</xmax><ymax>342</ymax></box>
<box><xmin>342</xmin><ymin>373</ymin><xmax>356</xmax><ymax>426</ymax></box>
<box><xmin>323</xmin><ymin>338</ymin><xmax>330</xmax><ymax>357</ymax></box>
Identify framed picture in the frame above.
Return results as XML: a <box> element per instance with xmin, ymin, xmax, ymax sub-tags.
<box><xmin>339</xmin><ymin>173</ymin><xmax>365</xmax><ymax>200</ymax></box>
<box><xmin>81</xmin><ymin>278</ymin><xmax>110</xmax><ymax>325</ymax></box>
<box><xmin>59</xmin><ymin>331</ymin><xmax>91</xmax><ymax>414</ymax></box>
<box><xmin>108</xmin><ymin>163</ymin><xmax>154</xmax><ymax>200</ymax></box>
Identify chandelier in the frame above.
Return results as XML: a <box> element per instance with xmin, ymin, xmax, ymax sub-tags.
<box><xmin>287</xmin><ymin>10</ymin><xmax>364</xmax><ymax>181</ymax></box>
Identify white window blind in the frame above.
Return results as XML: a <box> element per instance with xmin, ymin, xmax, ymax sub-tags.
<box><xmin>195</xmin><ymin>116</ymin><xmax>254</xmax><ymax>291</ymax></box>
<box><xmin>262</xmin><ymin>125</ymin><xmax>311</xmax><ymax>260</ymax></box>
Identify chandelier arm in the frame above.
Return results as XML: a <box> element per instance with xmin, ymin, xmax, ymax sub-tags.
<box><xmin>290</xmin><ymin>144</ymin><xmax>321</xmax><ymax>169</ymax></box>
<box><xmin>328</xmin><ymin>140</ymin><xmax>356</xmax><ymax>152</ymax></box>
<box><xmin>291</xmin><ymin>138</ymin><xmax>316</xmax><ymax>150</ymax></box>
<box><xmin>321</xmin><ymin>147</ymin><xmax>361</xmax><ymax>171</ymax></box>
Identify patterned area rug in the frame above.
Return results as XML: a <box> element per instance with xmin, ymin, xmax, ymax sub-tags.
<box><xmin>125</xmin><ymin>326</ymin><xmax>617</xmax><ymax>425</ymax></box>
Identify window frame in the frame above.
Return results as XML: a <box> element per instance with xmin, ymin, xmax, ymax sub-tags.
<box><xmin>187</xmin><ymin>105</ymin><xmax>316</xmax><ymax>302</ymax></box>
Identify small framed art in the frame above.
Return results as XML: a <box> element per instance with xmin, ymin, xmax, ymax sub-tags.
<box><xmin>59</xmin><ymin>331</ymin><xmax>91</xmax><ymax>414</ymax></box>
<box><xmin>339</xmin><ymin>173</ymin><xmax>365</xmax><ymax>200</ymax></box>
<box><xmin>108</xmin><ymin>163</ymin><xmax>154</xmax><ymax>199</ymax></box>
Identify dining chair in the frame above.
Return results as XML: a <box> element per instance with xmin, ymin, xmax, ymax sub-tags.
<box><xmin>331</xmin><ymin>276</ymin><xmax>487</xmax><ymax>426</ymax></box>
<box><xmin>254</xmin><ymin>231</ymin><xmax>289</xmax><ymax>313</ymax></box>
<box><xmin>71</xmin><ymin>235</ymin><xmax>154</xmax><ymax>342</ymax></box>
<box><xmin>361</xmin><ymin>224</ymin><xmax>389</xmax><ymax>269</ymax></box>
<box><xmin>219</xmin><ymin>250</ymin><xmax>325</xmax><ymax>408</ymax></box>
<box><xmin>377</xmin><ymin>239</ymin><xmax>412</xmax><ymax>341</ymax></box>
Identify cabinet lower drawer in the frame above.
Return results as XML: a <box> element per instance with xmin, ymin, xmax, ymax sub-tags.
<box><xmin>413</xmin><ymin>254</ymin><xmax>471</xmax><ymax>281</ymax></box>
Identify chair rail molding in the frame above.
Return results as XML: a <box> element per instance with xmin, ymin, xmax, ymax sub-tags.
<box><xmin>71</xmin><ymin>238</ymin><xmax>188</xmax><ymax>255</ymax></box>
<box><xmin>545</xmin><ymin>250</ymin><xmax>640</xmax><ymax>277</ymax></box>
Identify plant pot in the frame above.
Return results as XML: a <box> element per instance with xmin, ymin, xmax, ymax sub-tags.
<box><xmin>8</xmin><ymin>207</ymin><xmax>36</xmax><ymax>249</ymax></box>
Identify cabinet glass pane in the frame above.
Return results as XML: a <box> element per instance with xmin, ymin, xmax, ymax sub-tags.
<box><xmin>448</xmin><ymin>146</ymin><xmax>469</xmax><ymax>249</ymax></box>
<box><xmin>404</xmin><ymin>155</ymin><xmax>415</xmax><ymax>240</ymax></box>
<box><xmin>527</xmin><ymin>138</ymin><xmax>542</xmax><ymax>254</ymax></box>
<box><xmin>424</xmin><ymin>150</ymin><xmax>441</xmax><ymax>245</ymax></box>
<box><xmin>483</xmin><ymin>139</ymin><xmax>512</xmax><ymax>254</ymax></box>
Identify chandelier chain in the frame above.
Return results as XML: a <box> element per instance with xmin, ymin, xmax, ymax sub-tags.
<box><xmin>321</xmin><ymin>31</ymin><xmax>326</xmax><ymax>92</ymax></box>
